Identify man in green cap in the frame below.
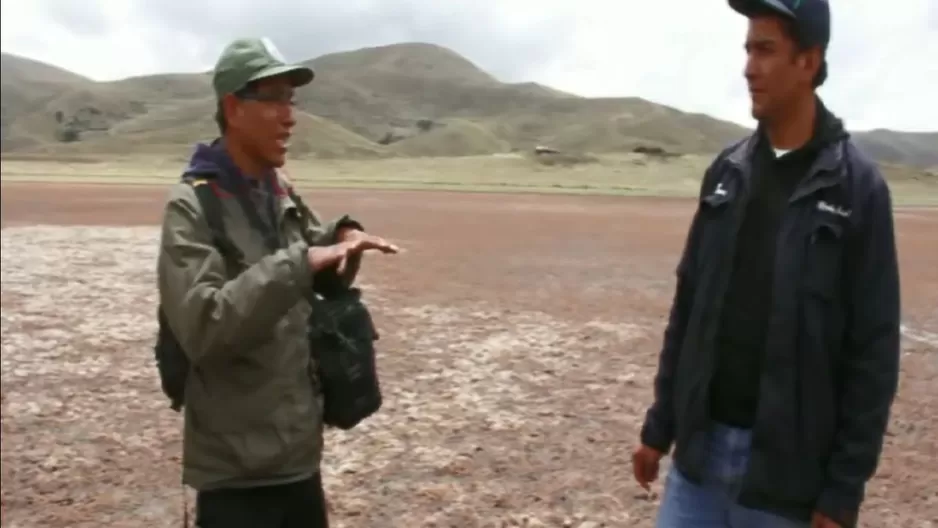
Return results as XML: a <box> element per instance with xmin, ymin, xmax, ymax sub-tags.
<box><xmin>156</xmin><ymin>37</ymin><xmax>399</xmax><ymax>528</ymax></box>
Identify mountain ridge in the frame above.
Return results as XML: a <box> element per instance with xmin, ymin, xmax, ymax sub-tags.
<box><xmin>1</xmin><ymin>43</ymin><xmax>935</xmax><ymax>168</ymax></box>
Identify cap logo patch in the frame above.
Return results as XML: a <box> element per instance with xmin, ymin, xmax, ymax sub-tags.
<box><xmin>260</xmin><ymin>37</ymin><xmax>287</xmax><ymax>63</ymax></box>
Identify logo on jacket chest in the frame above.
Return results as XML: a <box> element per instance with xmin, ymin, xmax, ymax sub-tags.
<box><xmin>703</xmin><ymin>179</ymin><xmax>737</xmax><ymax>206</ymax></box>
<box><xmin>816</xmin><ymin>200</ymin><xmax>851</xmax><ymax>219</ymax></box>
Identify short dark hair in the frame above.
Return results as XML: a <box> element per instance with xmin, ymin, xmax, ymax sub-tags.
<box><xmin>778</xmin><ymin>14</ymin><xmax>828</xmax><ymax>87</ymax></box>
<box><xmin>214</xmin><ymin>101</ymin><xmax>227</xmax><ymax>133</ymax></box>
<box><xmin>214</xmin><ymin>82</ymin><xmax>259</xmax><ymax>134</ymax></box>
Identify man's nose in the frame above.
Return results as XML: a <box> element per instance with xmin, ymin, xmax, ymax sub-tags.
<box><xmin>281</xmin><ymin>106</ymin><xmax>296</xmax><ymax>129</ymax></box>
<box><xmin>743</xmin><ymin>55</ymin><xmax>758</xmax><ymax>82</ymax></box>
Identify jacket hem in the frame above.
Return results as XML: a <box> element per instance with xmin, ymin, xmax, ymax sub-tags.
<box><xmin>185</xmin><ymin>469</ymin><xmax>317</xmax><ymax>492</ymax></box>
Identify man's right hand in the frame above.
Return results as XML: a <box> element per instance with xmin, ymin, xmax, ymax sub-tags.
<box><xmin>632</xmin><ymin>444</ymin><xmax>664</xmax><ymax>491</ymax></box>
<box><xmin>307</xmin><ymin>237</ymin><xmax>399</xmax><ymax>274</ymax></box>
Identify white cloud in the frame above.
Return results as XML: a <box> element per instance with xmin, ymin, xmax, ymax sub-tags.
<box><xmin>2</xmin><ymin>0</ymin><xmax>935</xmax><ymax>132</ymax></box>
<box><xmin>535</xmin><ymin>0</ymin><xmax>938</xmax><ymax>132</ymax></box>
<box><xmin>0</xmin><ymin>1</ymin><xmax>219</xmax><ymax>78</ymax></box>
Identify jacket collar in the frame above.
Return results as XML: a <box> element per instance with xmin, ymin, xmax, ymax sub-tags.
<box><xmin>187</xmin><ymin>137</ymin><xmax>287</xmax><ymax>198</ymax></box>
<box><xmin>724</xmin><ymin>100</ymin><xmax>849</xmax><ymax>203</ymax></box>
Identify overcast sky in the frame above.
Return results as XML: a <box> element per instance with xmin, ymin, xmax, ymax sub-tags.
<box><xmin>2</xmin><ymin>0</ymin><xmax>935</xmax><ymax>132</ymax></box>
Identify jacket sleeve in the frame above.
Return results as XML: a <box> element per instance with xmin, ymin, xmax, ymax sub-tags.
<box><xmin>816</xmin><ymin>171</ymin><xmax>901</xmax><ymax>527</ymax></box>
<box><xmin>157</xmin><ymin>184</ymin><xmax>314</xmax><ymax>365</ymax></box>
<box><xmin>639</xmin><ymin>163</ymin><xmax>713</xmax><ymax>453</ymax></box>
<box><xmin>307</xmin><ymin>213</ymin><xmax>363</xmax><ymax>246</ymax></box>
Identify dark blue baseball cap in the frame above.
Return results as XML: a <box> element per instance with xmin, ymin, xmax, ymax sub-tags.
<box><xmin>729</xmin><ymin>0</ymin><xmax>831</xmax><ymax>50</ymax></box>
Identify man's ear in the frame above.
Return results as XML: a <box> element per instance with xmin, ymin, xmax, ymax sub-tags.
<box><xmin>801</xmin><ymin>47</ymin><xmax>822</xmax><ymax>83</ymax></box>
<box><xmin>221</xmin><ymin>93</ymin><xmax>242</xmax><ymax>128</ymax></box>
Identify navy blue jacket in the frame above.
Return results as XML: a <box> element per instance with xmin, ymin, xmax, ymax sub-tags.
<box><xmin>640</xmin><ymin>129</ymin><xmax>901</xmax><ymax>527</ymax></box>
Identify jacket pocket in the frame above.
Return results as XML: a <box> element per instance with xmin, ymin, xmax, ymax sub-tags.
<box><xmin>800</xmin><ymin>214</ymin><xmax>847</xmax><ymax>358</ymax></box>
<box><xmin>801</xmin><ymin>216</ymin><xmax>844</xmax><ymax>301</ymax></box>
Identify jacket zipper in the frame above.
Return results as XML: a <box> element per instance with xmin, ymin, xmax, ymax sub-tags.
<box><xmin>738</xmin><ymin>143</ymin><xmax>845</xmax><ymax>508</ymax></box>
<box><xmin>696</xmin><ymin>166</ymin><xmax>750</xmax><ymax>432</ymax></box>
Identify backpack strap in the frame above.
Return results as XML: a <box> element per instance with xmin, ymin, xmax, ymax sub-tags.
<box><xmin>174</xmin><ymin>176</ymin><xmax>242</xmax><ymax>527</ymax></box>
<box><xmin>286</xmin><ymin>187</ymin><xmax>317</xmax><ymax>246</ymax></box>
<box><xmin>186</xmin><ymin>176</ymin><xmax>244</xmax><ymax>273</ymax></box>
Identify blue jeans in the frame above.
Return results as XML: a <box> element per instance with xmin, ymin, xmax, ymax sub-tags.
<box><xmin>655</xmin><ymin>423</ymin><xmax>809</xmax><ymax>528</ymax></box>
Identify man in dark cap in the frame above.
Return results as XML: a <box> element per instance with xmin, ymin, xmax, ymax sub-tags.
<box><xmin>631</xmin><ymin>1</ymin><xmax>901</xmax><ymax>527</ymax></box>
<box><xmin>157</xmin><ymin>37</ymin><xmax>398</xmax><ymax>527</ymax></box>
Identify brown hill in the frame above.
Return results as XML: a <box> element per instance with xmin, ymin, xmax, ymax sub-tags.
<box><xmin>850</xmin><ymin>129</ymin><xmax>938</xmax><ymax>169</ymax></box>
<box><xmin>1</xmin><ymin>52</ymin><xmax>94</xmax><ymax>151</ymax></box>
<box><xmin>389</xmin><ymin>118</ymin><xmax>512</xmax><ymax>157</ymax></box>
<box><xmin>1</xmin><ymin>43</ymin><xmax>935</xmax><ymax>168</ymax></box>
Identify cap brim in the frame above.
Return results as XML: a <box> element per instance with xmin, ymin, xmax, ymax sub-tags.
<box><xmin>248</xmin><ymin>64</ymin><xmax>315</xmax><ymax>87</ymax></box>
<box><xmin>729</xmin><ymin>0</ymin><xmax>795</xmax><ymax>18</ymax></box>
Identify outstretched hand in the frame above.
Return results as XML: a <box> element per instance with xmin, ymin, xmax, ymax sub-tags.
<box><xmin>335</xmin><ymin>235</ymin><xmax>399</xmax><ymax>274</ymax></box>
<box><xmin>335</xmin><ymin>228</ymin><xmax>399</xmax><ymax>274</ymax></box>
<box><xmin>307</xmin><ymin>231</ymin><xmax>400</xmax><ymax>275</ymax></box>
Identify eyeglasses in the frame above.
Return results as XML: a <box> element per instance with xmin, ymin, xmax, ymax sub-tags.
<box><xmin>235</xmin><ymin>88</ymin><xmax>296</xmax><ymax>105</ymax></box>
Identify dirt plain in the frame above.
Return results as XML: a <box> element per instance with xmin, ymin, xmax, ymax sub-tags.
<box><xmin>1</xmin><ymin>181</ymin><xmax>936</xmax><ymax>528</ymax></box>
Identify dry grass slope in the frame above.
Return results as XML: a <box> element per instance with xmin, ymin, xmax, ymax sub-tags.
<box><xmin>2</xmin><ymin>43</ymin><xmax>936</xmax><ymax>169</ymax></box>
<box><xmin>2</xmin><ymin>153</ymin><xmax>936</xmax><ymax>206</ymax></box>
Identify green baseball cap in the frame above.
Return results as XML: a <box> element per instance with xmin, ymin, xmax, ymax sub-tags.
<box><xmin>212</xmin><ymin>37</ymin><xmax>315</xmax><ymax>97</ymax></box>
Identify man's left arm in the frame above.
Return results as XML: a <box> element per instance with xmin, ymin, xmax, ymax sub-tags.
<box><xmin>281</xmin><ymin>176</ymin><xmax>365</xmax><ymax>286</ymax></box>
<box><xmin>306</xmin><ymin>212</ymin><xmax>365</xmax><ymax>288</ymax></box>
<box><xmin>816</xmin><ymin>171</ymin><xmax>902</xmax><ymax>527</ymax></box>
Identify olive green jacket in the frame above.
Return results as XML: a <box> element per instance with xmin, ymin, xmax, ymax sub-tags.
<box><xmin>157</xmin><ymin>159</ymin><xmax>357</xmax><ymax>491</ymax></box>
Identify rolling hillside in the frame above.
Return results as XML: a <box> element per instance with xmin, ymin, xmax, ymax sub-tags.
<box><xmin>1</xmin><ymin>44</ymin><xmax>935</xmax><ymax>167</ymax></box>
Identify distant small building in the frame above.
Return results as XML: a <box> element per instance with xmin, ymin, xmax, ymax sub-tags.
<box><xmin>534</xmin><ymin>145</ymin><xmax>559</xmax><ymax>155</ymax></box>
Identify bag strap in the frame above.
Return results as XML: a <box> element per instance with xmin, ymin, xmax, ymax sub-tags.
<box><xmin>286</xmin><ymin>187</ymin><xmax>360</xmax><ymax>301</ymax></box>
<box><xmin>187</xmin><ymin>177</ymin><xmax>244</xmax><ymax>272</ymax></box>
<box><xmin>286</xmin><ymin>187</ymin><xmax>316</xmax><ymax>246</ymax></box>
<box><xmin>285</xmin><ymin>184</ymin><xmax>363</xmax><ymax>247</ymax></box>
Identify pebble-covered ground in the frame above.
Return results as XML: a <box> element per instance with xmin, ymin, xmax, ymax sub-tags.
<box><xmin>2</xmin><ymin>183</ymin><xmax>936</xmax><ymax>527</ymax></box>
